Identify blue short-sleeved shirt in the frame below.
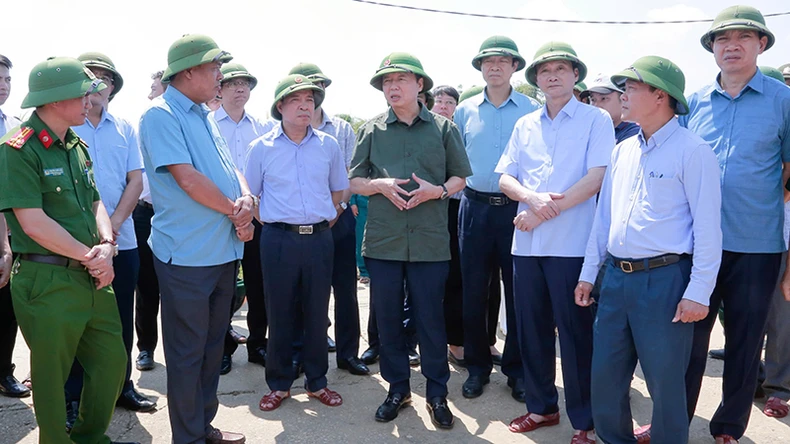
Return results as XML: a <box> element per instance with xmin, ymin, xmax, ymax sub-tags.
<box><xmin>679</xmin><ymin>69</ymin><xmax>790</xmax><ymax>253</ymax></box>
<box><xmin>139</xmin><ymin>86</ymin><xmax>243</xmax><ymax>266</ymax></box>
<box><xmin>73</xmin><ymin>110</ymin><xmax>143</xmax><ymax>251</ymax></box>
<box><xmin>453</xmin><ymin>88</ymin><xmax>540</xmax><ymax>193</ymax></box>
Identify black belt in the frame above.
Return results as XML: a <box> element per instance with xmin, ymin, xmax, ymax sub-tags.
<box><xmin>612</xmin><ymin>253</ymin><xmax>691</xmax><ymax>273</ymax></box>
<box><xmin>137</xmin><ymin>200</ymin><xmax>153</xmax><ymax>210</ymax></box>
<box><xmin>268</xmin><ymin>221</ymin><xmax>330</xmax><ymax>235</ymax></box>
<box><xmin>19</xmin><ymin>253</ymin><xmax>85</xmax><ymax>270</ymax></box>
<box><xmin>463</xmin><ymin>188</ymin><xmax>514</xmax><ymax>206</ymax></box>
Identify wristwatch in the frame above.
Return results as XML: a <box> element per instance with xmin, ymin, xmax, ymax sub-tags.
<box><xmin>440</xmin><ymin>184</ymin><xmax>449</xmax><ymax>200</ymax></box>
<box><xmin>243</xmin><ymin>193</ymin><xmax>259</xmax><ymax>209</ymax></box>
<box><xmin>336</xmin><ymin>201</ymin><xmax>348</xmax><ymax>211</ymax></box>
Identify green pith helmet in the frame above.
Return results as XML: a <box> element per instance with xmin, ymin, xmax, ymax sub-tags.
<box><xmin>760</xmin><ymin>66</ymin><xmax>785</xmax><ymax>83</ymax></box>
<box><xmin>162</xmin><ymin>34</ymin><xmax>233</xmax><ymax>83</ymax></box>
<box><xmin>370</xmin><ymin>52</ymin><xmax>433</xmax><ymax>93</ymax></box>
<box><xmin>525</xmin><ymin>41</ymin><xmax>587</xmax><ymax>87</ymax></box>
<box><xmin>288</xmin><ymin>62</ymin><xmax>332</xmax><ymax>87</ymax></box>
<box><xmin>574</xmin><ymin>81</ymin><xmax>587</xmax><ymax>92</ymax></box>
<box><xmin>220</xmin><ymin>63</ymin><xmax>258</xmax><ymax>90</ymax></box>
<box><xmin>701</xmin><ymin>5</ymin><xmax>775</xmax><ymax>52</ymax></box>
<box><xmin>472</xmin><ymin>36</ymin><xmax>526</xmax><ymax>72</ymax></box>
<box><xmin>270</xmin><ymin>74</ymin><xmax>325</xmax><ymax>120</ymax></box>
<box><xmin>779</xmin><ymin>63</ymin><xmax>790</xmax><ymax>80</ymax></box>
<box><xmin>21</xmin><ymin>57</ymin><xmax>107</xmax><ymax>109</ymax></box>
<box><xmin>459</xmin><ymin>85</ymin><xmax>484</xmax><ymax>103</ymax></box>
<box><xmin>611</xmin><ymin>55</ymin><xmax>689</xmax><ymax>115</ymax></box>
<box><xmin>78</xmin><ymin>52</ymin><xmax>123</xmax><ymax>100</ymax></box>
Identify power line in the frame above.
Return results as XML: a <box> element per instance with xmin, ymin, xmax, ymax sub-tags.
<box><xmin>351</xmin><ymin>0</ymin><xmax>790</xmax><ymax>25</ymax></box>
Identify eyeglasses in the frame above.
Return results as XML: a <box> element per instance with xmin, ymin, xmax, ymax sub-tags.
<box><xmin>223</xmin><ymin>79</ymin><xmax>251</xmax><ymax>89</ymax></box>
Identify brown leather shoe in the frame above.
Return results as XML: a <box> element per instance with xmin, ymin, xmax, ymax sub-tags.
<box><xmin>206</xmin><ymin>428</ymin><xmax>245</xmax><ymax>444</ymax></box>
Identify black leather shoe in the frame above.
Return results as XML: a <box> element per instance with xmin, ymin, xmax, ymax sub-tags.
<box><xmin>462</xmin><ymin>375</ymin><xmax>489</xmax><ymax>398</ymax></box>
<box><xmin>65</xmin><ymin>400</ymin><xmax>79</xmax><ymax>432</ymax></box>
<box><xmin>491</xmin><ymin>354</ymin><xmax>503</xmax><ymax>366</ymax></box>
<box><xmin>220</xmin><ymin>355</ymin><xmax>232</xmax><ymax>375</ymax></box>
<box><xmin>247</xmin><ymin>346</ymin><xmax>267</xmax><ymax>367</ymax></box>
<box><xmin>327</xmin><ymin>336</ymin><xmax>337</xmax><ymax>352</ymax></box>
<box><xmin>375</xmin><ymin>392</ymin><xmax>412</xmax><ymax>422</ymax></box>
<box><xmin>337</xmin><ymin>357</ymin><xmax>370</xmax><ymax>375</ymax></box>
<box><xmin>708</xmin><ymin>348</ymin><xmax>725</xmax><ymax>360</ymax></box>
<box><xmin>426</xmin><ymin>396</ymin><xmax>454</xmax><ymax>429</ymax></box>
<box><xmin>508</xmin><ymin>377</ymin><xmax>526</xmax><ymax>402</ymax></box>
<box><xmin>408</xmin><ymin>349</ymin><xmax>421</xmax><ymax>367</ymax></box>
<box><xmin>117</xmin><ymin>386</ymin><xmax>157</xmax><ymax>412</ymax></box>
<box><xmin>292</xmin><ymin>361</ymin><xmax>304</xmax><ymax>380</ymax></box>
<box><xmin>135</xmin><ymin>350</ymin><xmax>155</xmax><ymax>371</ymax></box>
<box><xmin>361</xmin><ymin>346</ymin><xmax>379</xmax><ymax>365</ymax></box>
<box><xmin>0</xmin><ymin>367</ymin><xmax>31</xmax><ymax>398</ymax></box>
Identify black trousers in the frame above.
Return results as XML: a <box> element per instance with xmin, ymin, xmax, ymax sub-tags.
<box><xmin>0</xmin><ymin>281</ymin><xmax>17</xmax><ymax>376</ymax></box>
<box><xmin>330</xmin><ymin>208</ymin><xmax>361</xmax><ymax>359</ymax></box>
<box><xmin>133</xmin><ymin>203</ymin><xmax>160</xmax><ymax>353</ymax></box>
<box><xmin>685</xmin><ymin>251</ymin><xmax>781</xmax><ymax>439</ymax></box>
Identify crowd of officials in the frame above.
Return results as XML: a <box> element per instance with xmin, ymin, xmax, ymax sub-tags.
<box><xmin>1</xmin><ymin>4</ymin><xmax>790</xmax><ymax>444</ymax></box>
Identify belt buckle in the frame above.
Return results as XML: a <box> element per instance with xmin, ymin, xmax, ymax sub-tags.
<box><xmin>619</xmin><ymin>261</ymin><xmax>634</xmax><ymax>273</ymax></box>
<box><xmin>489</xmin><ymin>196</ymin><xmax>504</xmax><ymax>206</ymax></box>
<box><xmin>298</xmin><ymin>225</ymin><xmax>314</xmax><ymax>235</ymax></box>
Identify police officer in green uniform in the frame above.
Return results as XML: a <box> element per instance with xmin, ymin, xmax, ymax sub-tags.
<box><xmin>0</xmin><ymin>57</ymin><xmax>130</xmax><ymax>444</ymax></box>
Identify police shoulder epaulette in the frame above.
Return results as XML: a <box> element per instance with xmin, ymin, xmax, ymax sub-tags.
<box><xmin>4</xmin><ymin>126</ymin><xmax>35</xmax><ymax>149</ymax></box>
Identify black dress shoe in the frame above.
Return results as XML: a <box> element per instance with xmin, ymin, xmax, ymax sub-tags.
<box><xmin>66</xmin><ymin>400</ymin><xmax>79</xmax><ymax>432</ymax></box>
<box><xmin>292</xmin><ymin>361</ymin><xmax>304</xmax><ymax>380</ymax></box>
<box><xmin>708</xmin><ymin>348</ymin><xmax>725</xmax><ymax>360</ymax></box>
<box><xmin>491</xmin><ymin>354</ymin><xmax>503</xmax><ymax>366</ymax></box>
<box><xmin>426</xmin><ymin>396</ymin><xmax>454</xmax><ymax>429</ymax></box>
<box><xmin>0</xmin><ymin>370</ymin><xmax>31</xmax><ymax>398</ymax></box>
<box><xmin>247</xmin><ymin>346</ymin><xmax>267</xmax><ymax>367</ymax></box>
<box><xmin>361</xmin><ymin>347</ymin><xmax>379</xmax><ymax>365</ymax></box>
<box><xmin>220</xmin><ymin>355</ymin><xmax>232</xmax><ymax>375</ymax></box>
<box><xmin>408</xmin><ymin>349</ymin><xmax>421</xmax><ymax>367</ymax></box>
<box><xmin>117</xmin><ymin>386</ymin><xmax>157</xmax><ymax>412</ymax></box>
<box><xmin>462</xmin><ymin>375</ymin><xmax>490</xmax><ymax>398</ymax></box>
<box><xmin>508</xmin><ymin>377</ymin><xmax>526</xmax><ymax>402</ymax></box>
<box><xmin>375</xmin><ymin>392</ymin><xmax>412</xmax><ymax>422</ymax></box>
<box><xmin>337</xmin><ymin>357</ymin><xmax>370</xmax><ymax>375</ymax></box>
<box><xmin>135</xmin><ymin>350</ymin><xmax>155</xmax><ymax>371</ymax></box>
<box><xmin>327</xmin><ymin>336</ymin><xmax>337</xmax><ymax>352</ymax></box>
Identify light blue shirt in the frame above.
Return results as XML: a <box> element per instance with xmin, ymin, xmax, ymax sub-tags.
<box><xmin>245</xmin><ymin>124</ymin><xmax>349</xmax><ymax>225</ymax></box>
<box><xmin>495</xmin><ymin>97</ymin><xmax>614</xmax><ymax>257</ymax></box>
<box><xmin>678</xmin><ymin>69</ymin><xmax>790</xmax><ymax>253</ymax></box>
<box><xmin>580</xmin><ymin>118</ymin><xmax>722</xmax><ymax>306</ymax></box>
<box><xmin>210</xmin><ymin>106</ymin><xmax>268</xmax><ymax>172</ymax></box>
<box><xmin>453</xmin><ymin>88</ymin><xmax>540</xmax><ymax>193</ymax></box>
<box><xmin>139</xmin><ymin>86</ymin><xmax>243</xmax><ymax>266</ymax></box>
<box><xmin>73</xmin><ymin>110</ymin><xmax>143</xmax><ymax>251</ymax></box>
<box><xmin>0</xmin><ymin>108</ymin><xmax>21</xmax><ymax>139</ymax></box>
<box><xmin>316</xmin><ymin>110</ymin><xmax>356</xmax><ymax>169</ymax></box>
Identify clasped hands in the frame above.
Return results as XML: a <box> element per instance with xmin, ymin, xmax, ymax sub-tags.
<box><xmin>82</xmin><ymin>244</ymin><xmax>115</xmax><ymax>290</ymax></box>
<box><xmin>229</xmin><ymin>195</ymin><xmax>255</xmax><ymax>242</ymax></box>
<box><xmin>374</xmin><ymin>173</ymin><xmax>442</xmax><ymax>211</ymax></box>
<box><xmin>513</xmin><ymin>191</ymin><xmax>564</xmax><ymax>232</ymax></box>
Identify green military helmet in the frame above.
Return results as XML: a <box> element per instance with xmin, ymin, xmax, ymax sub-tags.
<box><xmin>472</xmin><ymin>35</ymin><xmax>526</xmax><ymax>72</ymax></box>
<box><xmin>162</xmin><ymin>34</ymin><xmax>232</xmax><ymax>83</ymax></box>
<box><xmin>370</xmin><ymin>52</ymin><xmax>433</xmax><ymax>93</ymax></box>
<box><xmin>220</xmin><ymin>63</ymin><xmax>258</xmax><ymax>90</ymax></box>
<box><xmin>525</xmin><ymin>41</ymin><xmax>587</xmax><ymax>87</ymax></box>
<box><xmin>701</xmin><ymin>5</ymin><xmax>775</xmax><ymax>53</ymax></box>
<box><xmin>759</xmin><ymin>66</ymin><xmax>785</xmax><ymax>83</ymax></box>
<box><xmin>270</xmin><ymin>74</ymin><xmax>325</xmax><ymax>120</ymax></box>
<box><xmin>574</xmin><ymin>81</ymin><xmax>587</xmax><ymax>93</ymax></box>
<box><xmin>288</xmin><ymin>62</ymin><xmax>332</xmax><ymax>88</ymax></box>
<box><xmin>78</xmin><ymin>52</ymin><xmax>123</xmax><ymax>100</ymax></box>
<box><xmin>459</xmin><ymin>85</ymin><xmax>484</xmax><ymax>103</ymax></box>
<box><xmin>21</xmin><ymin>57</ymin><xmax>107</xmax><ymax>109</ymax></box>
<box><xmin>611</xmin><ymin>55</ymin><xmax>689</xmax><ymax>115</ymax></box>
<box><xmin>780</xmin><ymin>63</ymin><xmax>790</xmax><ymax>80</ymax></box>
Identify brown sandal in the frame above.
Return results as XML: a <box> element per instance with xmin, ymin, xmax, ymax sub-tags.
<box><xmin>764</xmin><ymin>396</ymin><xmax>789</xmax><ymax>418</ymax></box>
<box><xmin>259</xmin><ymin>391</ymin><xmax>290</xmax><ymax>411</ymax></box>
<box><xmin>571</xmin><ymin>431</ymin><xmax>596</xmax><ymax>444</ymax></box>
<box><xmin>307</xmin><ymin>388</ymin><xmax>343</xmax><ymax>406</ymax></box>
<box><xmin>508</xmin><ymin>412</ymin><xmax>560</xmax><ymax>433</ymax></box>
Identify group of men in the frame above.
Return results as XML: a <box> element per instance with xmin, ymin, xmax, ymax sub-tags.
<box><xmin>1</xmin><ymin>3</ymin><xmax>790</xmax><ymax>444</ymax></box>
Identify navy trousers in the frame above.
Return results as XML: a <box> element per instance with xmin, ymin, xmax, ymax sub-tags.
<box><xmin>367</xmin><ymin>289</ymin><xmax>417</xmax><ymax>351</ymax></box>
<box><xmin>330</xmin><ymin>208</ymin><xmax>361</xmax><ymax>360</ymax></box>
<box><xmin>685</xmin><ymin>251</ymin><xmax>781</xmax><ymax>439</ymax></box>
<box><xmin>592</xmin><ymin>257</ymin><xmax>694</xmax><ymax>444</ymax></box>
<box><xmin>366</xmin><ymin>258</ymin><xmax>450</xmax><ymax>398</ymax></box>
<box><xmin>133</xmin><ymin>204</ymin><xmax>160</xmax><ymax>353</ymax></box>
<box><xmin>262</xmin><ymin>225</ymin><xmax>333</xmax><ymax>392</ymax></box>
<box><xmin>459</xmin><ymin>193</ymin><xmax>520</xmax><ymax>379</ymax></box>
<box><xmin>66</xmin><ymin>249</ymin><xmax>139</xmax><ymax>401</ymax></box>
<box><xmin>513</xmin><ymin>256</ymin><xmax>594</xmax><ymax>431</ymax></box>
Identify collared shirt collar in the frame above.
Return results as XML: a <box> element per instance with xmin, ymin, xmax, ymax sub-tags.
<box><xmin>479</xmin><ymin>86</ymin><xmax>520</xmax><ymax>108</ymax></box>
<box><xmin>215</xmin><ymin>105</ymin><xmax>253</xmax><ymax>124</ymax></box>
<box><xmin>0</xmin><ymin>107</ymin><xmax>6</xmax><ymax>120</ymax></box>
<box><xmin>709</xmin><ymin>68</ymin><xmax>764</xmax><ymax>99</ymax></box>
<box><xmin>274</xmin><ymin>122</ymin><xmax>316</xmax><ymax>146</ymax></box>
<box><xmin>165</xmin><ymin>85</ymin><xmax>209</xmax><ymax>115</ymax></box>
<box><xmin>317</xmin><ymin>108</ymin><xmax>333</xmax><ymax>130</ymax></box>
<box><xmin>83</xmin><ymin>107</ymin><xmax>115</xmax><ymax>129</ymax></box>
<box><xmin>541</xmin><ymin>95</ymin><xmax>580</xmax><ymax>120</ymax></box>
<box><xmin>28</xmin><ymin>111</ymin><xmax>81</xmax><ymax>151</ymax></box>
<box><xmin>637</xmin><ymin>117</ymin><xmax>680</xmax><ymax>154</ymax></box>
<box><xmin>385</xmin><ymin>102</ymin><xmax>433</xmax><ymax>125</ymax></box>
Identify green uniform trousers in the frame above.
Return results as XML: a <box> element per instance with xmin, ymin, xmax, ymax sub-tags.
<box><xmin>11</xmin><ymin>259</ymin><xmax>126</xmax><ymax>444</ymax></box>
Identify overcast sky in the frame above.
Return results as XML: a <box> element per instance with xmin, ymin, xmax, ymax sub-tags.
<box><xmin>2</xmin><ymin>0</ymin><xmax>788</xmax><ymax>123</ymax></box>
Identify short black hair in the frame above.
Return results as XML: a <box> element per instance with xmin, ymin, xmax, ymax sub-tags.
<box><xmin>151</xmin><ymin>70</ymin><xmax>164</xmax><ymax>80</ymax></box>
<box><xmin>0</xmin><ymin>55</ymin><xmax>12</xmax><ymax>70</ymax></box>
<box><xmin>432</xmin><ymin>85</ymin><xmax>459</xmax><ymax>103</ymax></box>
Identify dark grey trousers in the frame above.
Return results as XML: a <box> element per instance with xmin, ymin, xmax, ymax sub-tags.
<box><xmin>764</xmin><ymin>253</ymin><xmax>790</xmax><ymax>401</ymax></box>
<box><xmin>154</xmin><ymin>258</ymin><xmax>237</xmax><ymax>444</ymax></box>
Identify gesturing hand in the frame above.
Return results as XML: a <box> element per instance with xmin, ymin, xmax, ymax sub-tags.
<box><xmin>373</xmin><ymin>178</ymin><xmax>411</xmax><ymax>211</ymax></box>
<box><xmin>528</xmin><ymin>192</ymin><xmax>564</xmax><ymax>221</ymax></box>
<box><xmin>406</xmin><ymin>173</ymin><xmax>442</xmax><ymax>210</ymax></box>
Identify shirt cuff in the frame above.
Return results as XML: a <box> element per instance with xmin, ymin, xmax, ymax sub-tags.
<box><xmin>579</xmin><ymin>262</ymin><xmax>600</xmax><ymax>284</ymax></box>
<box><xmin>681</xmin><ymin>281</ymin><xmax>713</xmax><ymax>306</ymax></box>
